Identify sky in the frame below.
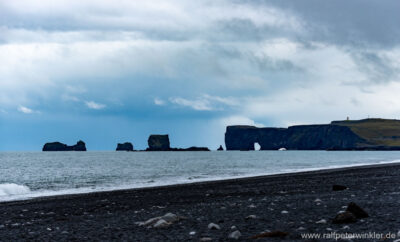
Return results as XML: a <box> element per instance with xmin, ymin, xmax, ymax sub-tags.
<box><xmin>1</xmin><ymin>0</ymin><xmax>400</xmax><ymax>151</ymax></box>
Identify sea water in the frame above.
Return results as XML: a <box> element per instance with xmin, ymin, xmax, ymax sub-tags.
<box><xmin>0</xmin><ymin>151</ymin><xmax>399</xmax><ymax>202</ymax></box>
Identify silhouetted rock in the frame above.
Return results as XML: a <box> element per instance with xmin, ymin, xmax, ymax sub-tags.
<box><xmin>225</xmin><ymin>125</ymin><xmax>364</xmax><ymax>151</ymax></box>
<box><xmin>186</xmin><ymin>147</ymin><xmax>209</xmax><ymax>151</ymax></box>
<box><xmin>147</xmin><ymin>135</ymin><xmax>170</xmax><ymax>151</ymax></box>
<box><xmin>43</xmin><ymin>140</ymin><xmax>86</xmax><ymax>151</ymax></box>
<box><xmin>116</xmin><ymin>142</ymin><xmax>134</xmax><ymax>151</ymax></box>
<box><xmin>74</xmin><ymin>141</ymin><xmax>86</xmax><ymax>151</ymax></box>
<box><xmin>171</xmin><ymin>147</ymin><xmax>210</xmax><ymax>151</ymax></box>
<box><xmin>346</xmin><ymin>202</ymin><xmax>368</xmax><ymax>218</ymax></box>
<box><xmin>217</xmin><ymin>145</ymin><xmax>224</xmax><ymax>151</ymax></box>
<box><xmin>333</xmin><ymin>185</ymin><xmax>347</xmax><ymax>191</ymax></box>
<box><xmin>146</xmin><ymin>135</ymin><xmax>209</xmax><ymax>151</ymax></box>
<box><xmin>332</xmin><ymin>211</ymin><xmax>357</xmax><ymax>224</ymax></box>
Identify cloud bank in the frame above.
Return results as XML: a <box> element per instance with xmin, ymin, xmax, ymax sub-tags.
<box><xmin>1</xmin><ymin>0</ymin><xmax>400</xmax><ymax>150</ymax></box>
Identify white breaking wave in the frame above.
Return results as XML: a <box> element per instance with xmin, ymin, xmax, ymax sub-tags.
<box><xmin>0</xmin><ymin>183</ymin><xmax>31</xmax><ymax>196</ymax></box>
<box><xmin>379</xmin><ymin>159</ymin><xmax>400</xmax><ymax>164</ymax></box>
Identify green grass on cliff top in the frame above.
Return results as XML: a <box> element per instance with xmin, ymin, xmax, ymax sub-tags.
<box><xmin>333</xmin><ymin>118</ymin><xmax>400</xmax><ymax>146</ymax></box>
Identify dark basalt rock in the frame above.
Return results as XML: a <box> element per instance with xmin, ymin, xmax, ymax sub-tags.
<box><xmin>43</xmin><ymin>140</ymin><xmax>86</xmax><ymax>151</ymax></box>
<box><xmin>225</xmin><ymin>125</ymin><xmax>365</xmax><ymax>151</ymax></box>
<box><xmin>331</xmin><ymin>145</ymin><xmax>400</xmax><ymax>151</ymax></box>
<box><xmin>171</xmin><ymin>147</ymin><xmax>210</xmax><ymax>151</ymax></box>
<box><xmin>217</xmin><ymin>145</ymin><xmax>224</xmax><ymax>151</ymax></box>
<box><xmin>346</xmin><ymin>202</ymin><xmax>369</xmax><ymax>218</ymax></box>
<box><xmin>225</xmin><ymin>119</ymin><xmax>400</xmax><ymax>150</ymax></box>
<box><xmin>332</xmin><ymin>211</ymin><xmax>357</xmax><ymax>224</ymax></box>
<box><xmin>146</xmin><ymin>135</ymin><xmax>209</xmax><ymax>151</ymax></box>
<box><xmin>74</xmin><ymin>141</ymin><xmax>86</xmax><ymax>151</ymax></box>
<box><xmin>147</xmin><ymin>135</ymin><xmax>170</xmax><ymax>151</ymax></box>
<box><xmin>116</xmin><ymin>142</ymin><xmax>134</xmax><ymax>151</ymax></box>
<box><xmin>332</xmin><ymin>185</ymin><xmax>347</xmax><ymax>191</ymax></box>
<box><xmin>225</xmin><ymin>124</ymin><xmax>364</xmax><ymax>150</ymax></box>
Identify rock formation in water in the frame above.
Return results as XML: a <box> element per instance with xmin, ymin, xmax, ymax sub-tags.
<box><xmin>170</xmin><ymin>147</ymin><xmax>210</xmax><ymax>151</ymax></box>
<box><xmin>147</xmin><ymin>135</ymin><xmax>171</xmax><ymax>151</ymax></box>
<box><xmin>225</xmin><ymin>119</ymin><xmax>400</xmax><ymax>150</ymax></box>
<box><xmin>217</xmin><ymin>145</ymin><xmax>224</xmax><ymax>151</ymax></box>
<box><xmin>42</xmin><ymin>140</ymin><xmax>87</xmax><ymax>151</ymax></box>
<box><xmin>146</xmin><ymin>134</ymin><xmax>209</xmax><ymax>151</ymax></box>
<box><xmin>116</xmin><ymin>142</ymin><xmax>134</xmax><ymax>151</ymax></box>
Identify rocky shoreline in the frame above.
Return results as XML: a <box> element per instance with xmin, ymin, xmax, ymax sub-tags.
<box><xmin>1</xmin><ymin>163</ymin><xmax>400</xmax><ymax>241</ymax></box>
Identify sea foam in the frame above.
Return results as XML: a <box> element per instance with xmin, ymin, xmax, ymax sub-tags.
<box><xmin>0</xmin><ymin>183</ymin><xmax>31</xmax><ymax>196</ymax></box>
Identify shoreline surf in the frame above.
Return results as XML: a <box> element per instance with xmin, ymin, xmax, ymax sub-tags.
<box><xmin>2</xmin><ymin>159</ymin><xmax>400</xmax><ymax>204</ymax></box>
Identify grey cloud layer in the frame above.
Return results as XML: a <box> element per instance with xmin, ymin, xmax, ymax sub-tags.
<box><xmin>1</xmin><ymin>0</ymin><xmax>400</xmax><ymax>129</ymax></box>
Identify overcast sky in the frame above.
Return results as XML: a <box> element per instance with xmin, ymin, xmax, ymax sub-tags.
<box><xmin>1</xmin><ymin>0</ymin><xmax>400</xmax><ymax>151</ymax></box>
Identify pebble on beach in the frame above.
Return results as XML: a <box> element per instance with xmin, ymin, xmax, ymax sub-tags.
<box><xmin>316</xmin><ymin>219</ymin><xmax>327</xmax><ymax>224</ymax></box>
<box><xmin>137</xmin><ymin>212</ymin><xmax>181</xmax><ymax>228</ymax></box>
<box><xmin>332</xmin><ymin>185</ymin><xmax>348</xmax><ymax>191</ymax></box>
<box><xmin>228</xmin><ymin>230</ymin><xmax>241</xmax><ymax>240</ymax></box>
<box><xmin>208</xmin><ymin>223</ymin><xmax>221</xmax><ymax>230</ymax></box>
<box><xmin>332</xmin><ymin>211</ymin><xmax>357</xmax><ymax>224</ymax></box>
<box><xmin>153</xmin><ymin>219</ymin><xmax>169</xmax><ymax>228</ymax></box>
<box><xmin>346</xmin><ymin>202</ymin><xmax>369</xmax><ymax>218</ymax></box>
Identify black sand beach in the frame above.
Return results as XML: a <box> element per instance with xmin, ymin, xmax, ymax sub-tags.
<box><xmin>1</xmin><ymin>163</ymin><xmax>400</xmax><ymax>241</ymax></box>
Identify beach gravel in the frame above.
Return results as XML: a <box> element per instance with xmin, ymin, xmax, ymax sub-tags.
<box><xmin>0</xmin><ymin>163</ymin><xmax>400</xmax><ymax>241</ymax></box>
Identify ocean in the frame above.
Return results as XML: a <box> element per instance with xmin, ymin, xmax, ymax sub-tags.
<box><xmin>1</xmin><ymin>151</ymin><xmax>399</xmax><ymax>202</ymax></box>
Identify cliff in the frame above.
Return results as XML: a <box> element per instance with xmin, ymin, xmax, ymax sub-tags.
<box><xmin>225</xmin><ymin>119</ymin><xmax>400</xmax><ymax>150</ymax></box>
<box><xmin>43</xmin><ymin>140</ymin><xmax>87</xmax><ymax>151</ymax></box>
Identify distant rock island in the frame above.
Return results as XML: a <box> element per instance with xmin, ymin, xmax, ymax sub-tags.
<box><xmin>42</xmin><ymin>141</ymin><xmax>87</xmax><ymax>151</ymax></box>
<box><xmin>147</xmin><ymin>135</ymin><xmax>171</xmax><ymax>151</ymax></box>
<box><xmin>116</xmin><ymin>142</ymin><xmax>134</xmax><ymax>151</ymax></box>
<box><xmin>225</xmin><ymin>118</ymin><xmax>400</xmax><ymax>150</ymax></box>
<box><xmin>146</xmin><ymin>134</ymin><xmax>210</xmax><ymax>151</ymax></box>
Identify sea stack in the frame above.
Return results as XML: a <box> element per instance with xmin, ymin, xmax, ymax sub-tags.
<box><xmin>146</xmin><ymin>135</ymin><xmax>210</xmax><ymax>151</ymax></box>
<box><xmin>116</xmin><ymin>142</ymin><xmax>134</xmax><ymax>151</ymax></box>
<box><xmin>217</xmin><ymin>145</ymin><xmax>224</xmax><ymax>151</ymax></box>
<box><xmin>42</xmin><ymin>140</ymin><xmax>87</xmax><ymax>151</ymax></box>
<box><xmin>147</xmin><ymin>135</ymin><xmax>171</xmax><ymax>151</ymax></box>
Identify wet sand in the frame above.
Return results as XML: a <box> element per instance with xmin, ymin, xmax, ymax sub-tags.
<box><xmin>1</xmin><ymin>163</ymin><xmax>400</xmax><ymax>241</ymax></box>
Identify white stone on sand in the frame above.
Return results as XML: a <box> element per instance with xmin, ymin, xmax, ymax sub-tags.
<box><xmin>208</xmin><ymin>223</ymin><xmax>221</xmax><ymax>230</ymax></box>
